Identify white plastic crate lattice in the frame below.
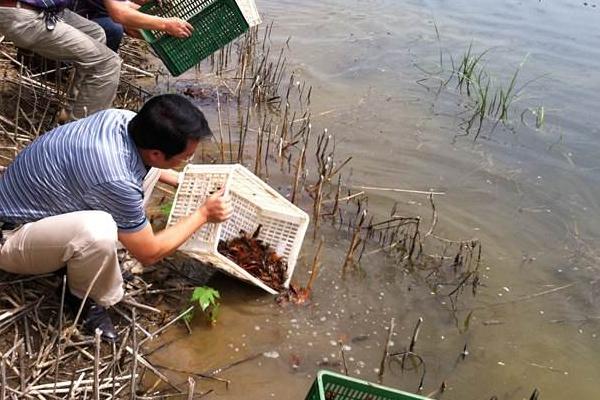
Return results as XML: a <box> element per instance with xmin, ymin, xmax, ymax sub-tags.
<box><xmin>167</xmin><ymin>164</ymin><xmax>309</xmax><ymax>294</ymax></box>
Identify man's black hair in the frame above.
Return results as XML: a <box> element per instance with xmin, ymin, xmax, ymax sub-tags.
<box><xmin>128</xmin><ymin>94</ymin><xmax>212</xmax><ymax>158</ymax></box>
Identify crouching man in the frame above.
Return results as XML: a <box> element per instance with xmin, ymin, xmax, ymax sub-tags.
<box><xmin>0</xmin><ymin>94</ymin><xmax>232</xmax><ymax>342</ymax></box>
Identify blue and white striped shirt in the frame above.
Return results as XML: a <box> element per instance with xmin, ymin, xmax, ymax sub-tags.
<box><xmin>0</xmin><ymin>109</ymin><xmax>149</xmax><ymax>232</ymax></box>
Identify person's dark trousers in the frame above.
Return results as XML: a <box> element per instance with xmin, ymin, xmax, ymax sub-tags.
<box><xmin>92</xmin><ymin>16</ymin><xmax>124</xmax><ymax>53</ymax></box>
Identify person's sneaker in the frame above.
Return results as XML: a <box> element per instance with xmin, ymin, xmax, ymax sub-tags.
<box><xmin>82</xmin><ymin>304</ymin><xmax>118</xmax><ymax>343</ymax></box>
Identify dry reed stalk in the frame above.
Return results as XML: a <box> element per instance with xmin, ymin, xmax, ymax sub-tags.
<box><xmin>306</xmin><ymin>238</ymin><xmax>324</xmax><ymax>295</ymax></box>
<box><xmin>53</xmin><ymin>274</ymin><xmax>67</xmax><ymax>393</ymax></box>
<box><xmin>377</xmin><ymin>317</ymin><xmax>395</xmax><ymax>384</ymax></box>
<box><xmin>93</xmin><ymin>329</ymin><xmax>101</xmax><ymax>400</ymax></box>
<box><xmin>312</xmin><ymin>177</ymin><xmax>324</xmax><ymax>240</ymax></box>
<box><xmin>342</xmin><ymin>210</ymin><xmax>367</xmax><ymax>273</ymax></box>
<box><xmin>187</xmin><ymin>377</ymin><xmax>195</xmax><ymax>400</ymax></box>
<box><xmin>409</xmin><ymin>317</ymin><xmax>423</xmax><ymax>353</ymax></box>
<box><xmin>125</xmin><ymin>347</ymin><xmax>180</xmax><ymax>393</ymax></box>
<box><xmin>216</xmin><ymin>89</ymin><xmax>225</xmax><ymax>162</ymax></box>
<box><xmin>130</xmin><ymin>307</ymin><xmax>138</xmax><ymax>400</ymax></box>
<box><xmin>291</xmin><ymin>142</ymin><xmax>306</xmax><ymax>205</ymax></box>
<box><xmin>139</xmin><ymin>306</ymin><xmax>194</xmax><ymax>347</ymax></box>
<box><xmin>1</xmin><ymin>358</ymin><xmax>7</xmax><ymax>400</ymax></box>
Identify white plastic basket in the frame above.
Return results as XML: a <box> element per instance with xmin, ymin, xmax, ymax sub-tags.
<box><xmin>236</xmin><ymin>0</ymin><xmax>261</xmax><ymax>27</ymax></box>
<box><xmin>168</xmin><ymin>164</ymin><xmax>309</xmax><ymax>294</ymax></box>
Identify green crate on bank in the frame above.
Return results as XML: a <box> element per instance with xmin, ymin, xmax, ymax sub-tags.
<box><xmin>305</xmin><ymin>370</ymin><xmax>432</xmax><ymax>400</ymax></box>
<box><xmin>139</xmin><ymin>0</ymin><xmax>253</xmax><ymax>76</ymax></box>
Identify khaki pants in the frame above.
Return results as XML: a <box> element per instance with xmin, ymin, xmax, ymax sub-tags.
<box><xmin>0</xmin><ymin>211</ymin><xmax>122</xmax><ymax>306</ymax></box>
<box><xmin>0</xmin><ymin>7</ymin><xmax>122</xmax><ymax>118</ymax></box>
<box><xmin>0</xmin><ymin>168</ymin><xmax>161</xmax><ymax>307</ymax></box>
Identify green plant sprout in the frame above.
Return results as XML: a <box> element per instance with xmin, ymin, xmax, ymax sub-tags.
<box><xmin>415</xmin><ymin>30</ymin><xmax>546</xmax><ymax>140</ymax></box>
<box><xmin>159</xmin><ymin>200</ymin><xmax>173</xmax><ymax>217</ymax></box>
<box><xmin>183</xmin><ymin>286</ymin><xmax>221</xmax><ymax>326</ymax></box>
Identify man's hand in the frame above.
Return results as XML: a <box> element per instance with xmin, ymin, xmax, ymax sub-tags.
<box><xmin>104</xmin><ymin>0</ymin><xmax>193</xmax><ymax>37</ymax></box>
<box><xmin>199</xmin><ymin>188</ymin><xmax>232</xmax><ymax>223</ymax></box>
<box><xmin>124</xmin><ymin>26</ymin><xmax>143</xmax><ymax>39</ymax></box>
<box><xmin>164</xmin><ymin>17</ymin><xmax>193</xmax><ymax>38</ymax></box>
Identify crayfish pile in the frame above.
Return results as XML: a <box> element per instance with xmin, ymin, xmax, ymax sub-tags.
<box><xmin>218</xmin><ymin>225</ymin><xmax>287</xmax><ymax>291</ymax></box>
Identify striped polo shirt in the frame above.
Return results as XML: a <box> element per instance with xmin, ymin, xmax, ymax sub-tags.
<box><xmin>20</xmin><ymin>0</ymin><xmax>71</xmax><ymax>10</ymax></box>
<box><xmin>0</xmin><ymin>109</ymin><xmax>149</xmax><ymax>233</ymax></box>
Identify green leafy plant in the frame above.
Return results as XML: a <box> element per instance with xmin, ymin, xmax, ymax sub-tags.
<box><xmin>159</xmin><ymin>201</ymin><xmax>173</xmax><ymax>217</ymax></box>
<box><xmin>183</xmin><ymin>286</ymin><xmax>221</xmax><ymax>326</ymax></box>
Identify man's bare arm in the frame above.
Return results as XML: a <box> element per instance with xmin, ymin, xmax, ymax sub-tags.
<box><xmin>158</xmin><ymin>169</ymin><xmax>180</xmax><ymax>188</ymax></box>
<box><xmin>104</xmin><ymin>0</ymin><xmax>193</xmax><ymax>37</ymax></box>
<box><xmin>119</xmin><ymin>189</ymin><xmax>231</xmax><ymax>265</ymax></box>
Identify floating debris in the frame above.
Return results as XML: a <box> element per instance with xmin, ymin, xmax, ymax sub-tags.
<box><xmin>263</xmin><ymin>350</ymin><xmax>280</xmax><ymax>359</ymax></box>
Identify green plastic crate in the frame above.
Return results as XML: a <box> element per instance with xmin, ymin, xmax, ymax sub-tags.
<box><xmin>305</xmin><ymin>370</ymin><xmax>432</xmax><ymax>400</ymax></box>
<box><xmin>140</xmin><ymin>0</ymin><xmax>250</xmax><ymax>76</ymax></box>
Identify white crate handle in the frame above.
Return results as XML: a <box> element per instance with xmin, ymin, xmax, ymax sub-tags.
<box><xmin>235</xmin><ymin>0</ymin><xmax>261</xmax><ymax>27</ymax></box>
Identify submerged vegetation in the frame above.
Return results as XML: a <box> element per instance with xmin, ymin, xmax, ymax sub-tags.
<box><xmin>416</xmin><ymin>28</ymin><xmax>546</xmax><ymax>140</ymax></box>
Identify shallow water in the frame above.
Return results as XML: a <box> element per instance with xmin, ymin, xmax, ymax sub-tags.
<box><xmin>154</xmin><ymin>1</ymin><xmax>600</xmax><ymax>398</ymax></box>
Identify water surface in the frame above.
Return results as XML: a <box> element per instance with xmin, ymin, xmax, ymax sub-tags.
<box><xmin>155</xmin><ymin>1</ymin><xmax>600</xmax><ymax>398</ymax></box>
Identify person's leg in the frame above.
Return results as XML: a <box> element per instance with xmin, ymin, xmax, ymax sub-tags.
<box><xmin>0</xmin><ymin>210</ymin><xmax>123</xmax><ymax>307</ymax></box>
<box><xmin>59</xmin><ymin>9</ymin><xmax>122</xmax><ymax>118</ymax></box>
<box><xmin>0</xmin><ymin>8</ymin><xmax>121</xmax><ymax>118</ymax></box>
<box><xmin>91</xmin><ymin>16</ymin><xmax>124</xmax><ymax>53</ymax></box>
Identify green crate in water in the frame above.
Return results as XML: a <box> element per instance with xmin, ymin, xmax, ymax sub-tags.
<box><xmin>140</xmin><ymin>0</ymin><xmax>249</xmax><ymax>76</ymax></box>
<box><xmin>305</xmin><ymin>370</ymin><xmax>432</xmax><ymax>400</ymax></box>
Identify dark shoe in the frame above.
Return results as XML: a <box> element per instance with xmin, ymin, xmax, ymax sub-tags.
<box><xmin>83</xmin><ymin>303</ymin><xmax>118</xmax><ymax>343</ymax></box>
<box><xmin>121</xmin><ymin>268</ymin><xmax>135</xmax><ymax>283</ymax></box>
<box><xmin>59</xmin><ymin>288</ymin><xmax>118</xmax><ymax>343</ymax></box>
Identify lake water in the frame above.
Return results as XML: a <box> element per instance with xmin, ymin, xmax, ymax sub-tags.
<box><xmin>155</xmin><ymin>1</ymin><xmax>600</xmax><ymax>398</ymax></box>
